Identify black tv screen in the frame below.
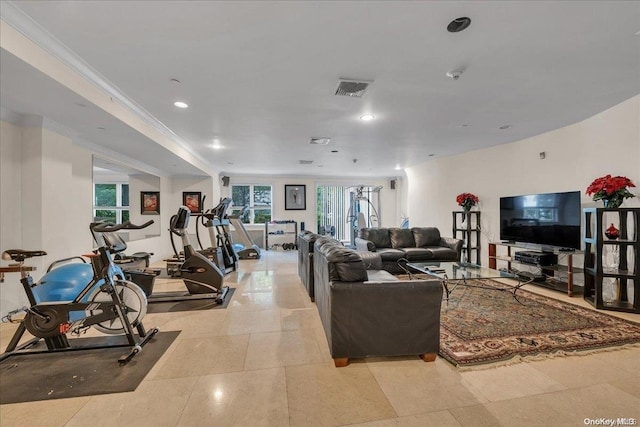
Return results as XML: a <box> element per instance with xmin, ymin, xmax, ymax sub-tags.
<box><xmin>500</xmin><ymin>191</ymin><xmax>581</xmax><ymax>249</ymax></box>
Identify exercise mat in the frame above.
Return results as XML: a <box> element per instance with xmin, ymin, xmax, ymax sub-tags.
<box><xmin>0</xmin><ymin>330</ymin><xmax>180</xmax><ymax>404</ymax></box>
<box><xmin>146</xmin><ymin>287</ymin><xmax>235</xmax><ymax>313</ymax></box>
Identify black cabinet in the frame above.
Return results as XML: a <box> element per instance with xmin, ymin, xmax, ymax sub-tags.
<box><xmin>583</xmin><ymin>207</ymin><xmax>639</xmax><ymax>313</ymax></box>
<box><xmin>452</xmin><ymin>211</ymin><xmax>481</xmax><ymax>265</ymax></box>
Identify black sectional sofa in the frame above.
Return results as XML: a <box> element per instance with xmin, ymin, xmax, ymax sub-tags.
<box><xmin>297</xmin><ymin>230</ymin><xmax>319</xmax><ymax>301</ymax></box>
<box><xmin>312</xmin><ymin>236</ymin><xmax>443</xmax><ymax>367</ymax></box>
<box><xmin>355</xmin><ymin>227</ymin><xmax>463</xmax><ymax>274</ymax></box>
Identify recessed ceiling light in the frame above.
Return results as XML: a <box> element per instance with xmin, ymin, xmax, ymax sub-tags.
<box><xmin>174</xmin><ymin>101</ymin><xmax>189</xmax><ymax>109</ymax></box>
<box><xmin>499</xmin><ymin>125</ymin><xmax>512</xmax><ymax>130</ymax></box>
<box><xmin>310</xmin><ymin>137</ymin><xmax>331</xmax><ymax>145</ymax></box>
<box><xmin>394</xmin><ymin>165</ymin><xmax>402</xmax><ymax>170</ymax></box>
<box><xmin>211</xmin><ymin>139</ymin><xmax>222</xmax><ymax>149</ymax></box>
<box><xmin>360</xmin><ymin>114</ymin><xmax>375</xmax><ymax>121</ymax></box>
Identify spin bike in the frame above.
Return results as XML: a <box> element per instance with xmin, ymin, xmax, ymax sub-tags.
<box><xmin>155</xmin><ymin>206</ymin><xmax>229</xmax><ymax>304</ymax></box>
<box><xmin>0</xmin><ymin>221</ymin><xmax>159</xmax><ymax>365</ymax></box>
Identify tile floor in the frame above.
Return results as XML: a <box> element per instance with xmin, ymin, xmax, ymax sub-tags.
<box><xmin>1</xmin><ymin>250</ymin><xmax>639</xmax><ymax>427</ymax></box>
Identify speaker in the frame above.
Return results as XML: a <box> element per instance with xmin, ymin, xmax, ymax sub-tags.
<box><xmin>222</xmin><ymin>176</ymin><xmax>230</xmax><ymax>187</ymax></box>
<box><xmin>390</xmin><ymin>179</ymin><xmax>396</xmax><ymax>190</ymax></box>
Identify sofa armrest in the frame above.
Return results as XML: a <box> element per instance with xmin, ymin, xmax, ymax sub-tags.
<box><xmin>440</xmin><ymin>237</ymin><xmax>463</xmax><ymax>259</ymax></box>
<box><xmin>359</xmin><ymin>252</ymin><xmax>383</xmax><ymax>270</ymax></box>
<box><xmin>355</xmin><ymin>237</ymin><xmax>375</xmax><ymax>252</ymax></box>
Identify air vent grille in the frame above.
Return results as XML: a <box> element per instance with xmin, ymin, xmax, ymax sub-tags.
<box><xmin>335</xmin><ymin>79</ymin><xmax>372</xmax><ymax>98</ymax></box>
<box><xmin>299</xmin><ymin>160</ymin><xmax>313</xmax><ymax>165</ymax></box>
<box><xmin>309</xmin><ymin>137</ymin><xmax>331</xmax><ymax>145</ymax></box>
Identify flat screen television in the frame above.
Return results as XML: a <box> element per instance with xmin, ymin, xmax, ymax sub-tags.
<box><xmin>499</xmin><ymin>191</ymin><xmax>581</xmax><ymax>250</ymax></box>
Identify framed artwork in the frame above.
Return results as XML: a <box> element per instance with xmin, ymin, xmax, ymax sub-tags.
<box><xmin>140</xmin><ymin>191</ymin><xmax>160</xmax><ymax>215</ymax></box>
<box><xmin>183</xmin><ymin>191</ymin><xmax>202</xmax><ymax>213</ymax></box>
<box><xmin>285</xmin><ymin>185</ymin><xmax>306</xmax><ymax>210</ymax></box>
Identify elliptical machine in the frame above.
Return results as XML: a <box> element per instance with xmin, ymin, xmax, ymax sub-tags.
<box><xmin>155</xmin><ymin>206</ymin><xmax>229</xmax><ymax>304</ymax></box>
<box><xmin>195</xmin><ymin>195</ymin><xmax>235</xmax><ymax>274</ymax></box>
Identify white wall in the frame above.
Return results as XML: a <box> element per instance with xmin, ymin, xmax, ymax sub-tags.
<box><xmin>406</xmin><ymin>95</ymin><xmax>640</xmax><ymax>266</ymax></box>
<box><xmin>1</xmin><ymin>119</ymin><xmax>94</xmax><ymax>315</ymax></box>
<box><xmin>0</xmin><ymin>120</ymin><xmax>23</xmax><ymax>251</ymax></box>
<box><xmin>221</xmin><ymin>174</ymin><xmax>404</xmax><ymax>236</ymax></box>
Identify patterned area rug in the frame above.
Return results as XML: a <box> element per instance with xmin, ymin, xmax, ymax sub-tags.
<box><xmin>435</xmin><ymin>278</ymin><xmax>640</xmax><ymax>368</ymax></box>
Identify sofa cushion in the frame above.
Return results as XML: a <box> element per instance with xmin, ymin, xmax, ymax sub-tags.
<box><xmin>389</xmin><ymin>228</ymin><xmax>415</xmax><ymax>249</ymax></box>
<box><xmin>412</xmin><ymin>227</ymin><xmax>441</xmax><ymax>247</ymax></box>
<box><xmin>359</xmin><ymin>252</ymin><xmax>383</xmax><ymax>270</ymax></box>
<box><xmin>365</xmin><ymin>270</ymin><xmax>399</xmax><ymax>282</ymax></box>
<box><xmin>359</xmin><ymin>228</ymin><xmax>391</xmax><ymax>249</ymax></box>
<box><xmin>401</xmin><ymin>247</ymin><xmax>434</xmax><ymax>261</ymax></box>
<box><xmin>425</xmin><ymin>246</ymin><xmax>459</xmax><ymax>260</ymax></box>
<box><xmin>376</xmin><ymin>248</ymin><xmax>407</xmax><ymax>262</ymax></box>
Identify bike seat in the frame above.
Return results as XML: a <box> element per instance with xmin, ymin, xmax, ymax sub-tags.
<box><xmin>2</xmin><ymin>249</ymin><xmax>47</xmax><ymax>262</ymax></box>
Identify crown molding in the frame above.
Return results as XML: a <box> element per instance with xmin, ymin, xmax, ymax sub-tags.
<box><xmin>1</xmin><ymin>1</ymin><xmax>205</xmax><ymax>171</ymax></box>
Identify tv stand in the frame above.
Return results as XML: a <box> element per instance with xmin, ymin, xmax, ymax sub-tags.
<box><xmin>489</xmin><ymin>242</ymin><xmax>583</xmax><ymax>297</ymax></box>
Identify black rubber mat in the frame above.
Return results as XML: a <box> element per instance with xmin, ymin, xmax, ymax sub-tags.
<box><xmin>0</xmin><ymin>331</ymin><xmax>179</xmax><ymax>404</ymax></box>
<box><xmin>146</xmin><ymin>287</ymin><xmax>235</xmax><ymax>313</ymax></box>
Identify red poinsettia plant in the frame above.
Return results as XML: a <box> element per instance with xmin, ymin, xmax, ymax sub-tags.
<box><xmin>456</xmin><ymin>193</ymin><xmax>479</xmax><ymax>211</ymax></box>
<box><xmin>585</xmin><ymin>175</ymin><xmax>636</xmax><ymax>208</ymax></box>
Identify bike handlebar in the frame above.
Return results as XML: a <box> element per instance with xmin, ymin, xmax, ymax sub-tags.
<box><xmin>91</xmin><ymin>220</ymin><xmax>155</xmax><ymax>233</ymax></box>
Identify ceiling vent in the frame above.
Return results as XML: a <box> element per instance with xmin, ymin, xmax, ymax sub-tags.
<box><xmin>299</xmin><ymin>160</ymin><xmax>314</xmax><ymax>165</ymax></box>
<box><xmin>335</xmin><ymin>79</ymin><xmax>372</xmax><ymax>98</ymax></box>
<box><xmin>309</xmin><ymin>137</ymin><xmax>331</xmax><ymax>145</ymax></box>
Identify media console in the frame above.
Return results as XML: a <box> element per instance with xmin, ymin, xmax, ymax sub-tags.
<box><xmin>489</xmin><ymin>242</ymin><xmax>583</xmax><ymax>297</ymax></box>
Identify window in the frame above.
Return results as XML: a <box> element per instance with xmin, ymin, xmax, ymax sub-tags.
<box><xmin>93</xmin><ymin>183</ymin><xmax>130</xmax><ymax>224</ymax></box>
<box><xmin>522</xmin><ymin>194</ymin><xmax>559</xmax><ymax>223</ymax></box>
<box><xmin>231</xmin><ymin>184</ymin><xmax>272</xmax><ymax>224</ymax></box>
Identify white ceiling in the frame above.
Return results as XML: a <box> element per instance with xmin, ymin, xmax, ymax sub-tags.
<box><xmin>1</xmin><ymin>1</ymin><xmax>639</xmax><ymax>178</ymax></box>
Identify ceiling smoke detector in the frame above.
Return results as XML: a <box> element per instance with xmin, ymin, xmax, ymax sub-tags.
<box><xmin>335</xmin><ymin>79</ymin><xmax>372</xmax><ymax>98</ymax></box>
<box><xmin>310</xmin><ymin>137</ymin><xmax>331</xmax><ymax>145</ymax></box>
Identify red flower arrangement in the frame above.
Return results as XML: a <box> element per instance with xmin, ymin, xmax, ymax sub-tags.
<box><xmin>585</xmin><ymin>175</ymin><xmax>636</xmax><ymax>208</ymax></box>
<box><xmin>456</xmin><ymin>193</ymin><xmax>479</xmax><ymax>211</ymax></box>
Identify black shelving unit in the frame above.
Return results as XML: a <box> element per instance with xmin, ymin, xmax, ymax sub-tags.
<box><xmin>452</xmin><ymin>211</ymin><xmax>481</xmax><ymax>265</ymax></box>
<box><xmin>488</xmin><ymin>242</ymin><xmax>583</xmax><ymax>296</ymax></box>
<box><xmin>583</xmin><ymin>207</ymin><xmax>639</xmax><ymax>313</ymax></box>
<box><xmin>265</xmin><ymin>220</ymin><xmax>298</xmax><ymax>250</ymax></box>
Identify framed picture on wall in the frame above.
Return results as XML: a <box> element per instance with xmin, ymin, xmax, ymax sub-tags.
<box><xmin>285</xmin><ymin>185</ymin><xmax>306</xmax><ymax>210</ymax></box>
<box><xmin>183</xmin><ymin>191</ymin><xmax>202</xmax><ymax>213</ymax></box>
<box><xmin>140</xmin><ymin>191</ymin><xmax>160</xmax><ymax>215</ymax></box>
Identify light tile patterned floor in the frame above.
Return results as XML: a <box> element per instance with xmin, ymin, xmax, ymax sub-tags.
<box><xmin>1</xmin><ymin>250</ymin><xmax>639</xmax><ymax>426</ymax></box>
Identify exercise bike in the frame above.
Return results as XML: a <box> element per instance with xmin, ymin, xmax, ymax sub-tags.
<box><xmin>0</xmin><ymin>221</ymin><xmax>159</xmax><ymax>365</ymax></box>
<box><xmin>153</xmin><ymin>206</ymin><xmax>229</xmax><ymax>304</ymax></box>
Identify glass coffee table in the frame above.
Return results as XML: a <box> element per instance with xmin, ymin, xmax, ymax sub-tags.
<box><xmin>405</xmin><ymin>261</ymin><xmax>529</xmax><ymax>303</ymax></box>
